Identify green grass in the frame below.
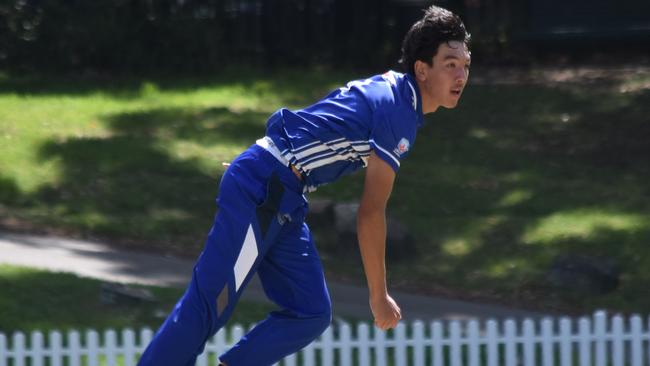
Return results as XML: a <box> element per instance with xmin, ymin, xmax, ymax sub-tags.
<box><xmin>1</xmin><ymin>68</ymin><xmax>649</xmax><ymax>315</ymax></box>
<box><xmin>0</xmin><ymin>264</ymin><xmax>274</xmax><ymax>334</ymax></box>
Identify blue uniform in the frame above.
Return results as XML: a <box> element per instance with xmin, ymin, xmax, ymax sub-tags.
<box><xmin>137</xmin><ymin>71</ymin><xmax>423</xmax><ymax>366</ymax></box>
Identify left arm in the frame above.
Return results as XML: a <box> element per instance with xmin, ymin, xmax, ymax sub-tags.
<box><xmin>357</xmin><ymin>151</ymin><xmax>402</xmax><ymax>330</ymax></box>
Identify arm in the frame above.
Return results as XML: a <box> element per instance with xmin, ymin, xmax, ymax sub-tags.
<box><xmin>357</xmin><ymin>151</ymin><xmax>402</xmax><ymax>330</ymax></box>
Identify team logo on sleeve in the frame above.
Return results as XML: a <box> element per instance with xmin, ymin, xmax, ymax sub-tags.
<box><xmin>393</xmin><ymin>138</ymin><xmax>410</xmax><ymax>156</ymax></box>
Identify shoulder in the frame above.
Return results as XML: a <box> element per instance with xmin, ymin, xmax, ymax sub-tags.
<box><xmin>342</xmin><ymin>73</ymin><xmax>393</xmax><ymax>102</ymax></box>
<box><xmin>383</xmin><ymin>71</ymin><xmax>419</xmax><ymax>113</ymax></box>
<box><xmin>373</xmin><ymin>72</ymin><xmax>421</xmax><ymax>126</ymax></box>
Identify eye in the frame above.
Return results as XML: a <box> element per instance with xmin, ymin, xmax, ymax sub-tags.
<box><xmin>446</xmin><ymin>62</ymin><xmax>456</xmax><ymax>69</ymax></box>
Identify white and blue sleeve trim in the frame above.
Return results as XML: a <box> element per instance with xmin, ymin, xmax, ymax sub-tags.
<box><xmin>369</xmin><ymin>138</ymin><xmax>401</xmax><ymax>172</ymax></box>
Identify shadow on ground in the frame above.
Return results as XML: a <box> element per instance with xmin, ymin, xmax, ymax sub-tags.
<box><xmin>1</xmin><ymin>72</ymin><xmax>649</xmax><ymax>313</ymax></box>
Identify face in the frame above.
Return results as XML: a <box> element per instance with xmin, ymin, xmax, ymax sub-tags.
<box><xmin>414</xmin><ymin>41</ymin><xmax>471</xmax><ymax>113</ymax></box>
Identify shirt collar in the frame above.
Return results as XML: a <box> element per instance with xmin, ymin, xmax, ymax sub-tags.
<box><xmin>404</xmin><ymin>72</ymin><xmax>424</xmax><ymax>126</ymax></box>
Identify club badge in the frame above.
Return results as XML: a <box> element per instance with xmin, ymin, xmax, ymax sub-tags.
<box><xmin>393</xmin><ymin>138</ymin><xmax>410</xmax><ymax>156</ymax></box>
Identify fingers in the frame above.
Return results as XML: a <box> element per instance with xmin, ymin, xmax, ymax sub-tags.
<box><xmin>374</xmin><ymin>309</ymin><xmax>402</xmax><ymax>330</ymax></box>
<box><xmin>370</xmin><ymin>295</ymin><xmax>402</xmax><ymax>330</ymax></box>
<box><xmin>374</xmin><ymin>317</ymin><xmax>399</xmax><ymax>330</ymax></box>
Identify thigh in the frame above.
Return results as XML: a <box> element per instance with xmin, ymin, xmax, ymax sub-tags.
<box><xmin>258</xmin><ymin>221</ymin><xmax>331</xmax><ymax>316</ymax></box>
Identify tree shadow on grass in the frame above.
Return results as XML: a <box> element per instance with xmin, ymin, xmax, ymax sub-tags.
<box><xmin>105</xmin><ymin>106</ymin><xmax>268</xmax><ymax>146</ymax></box>
<box><xmin>0</xmin><ymin>176</ymin><xmax>21</xmax><ymax>205</ymax></box>
<box><xmin>14</xmin><ymin>106</ymin><xmax>270</xmax><ymax>255</ymax></box>
<box><xmin>1</xmin><ymin>73</ymin><xmax>649</xmax><ymax>314</ymax></box>
<box><xmin>0</xmin><ymin>269</ymin><xmax>171</xmax><ymax>333</ymax></box>
<box><xmin>378</xmin><ymin>83</ymin><xmax>650</xmax><ymax>313</ymax></box>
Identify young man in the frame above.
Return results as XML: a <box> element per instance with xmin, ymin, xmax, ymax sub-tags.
<box><xmin>138</xmin><ymin>5</ymin><xmax>471</xmax><ymax>366</ymax></box>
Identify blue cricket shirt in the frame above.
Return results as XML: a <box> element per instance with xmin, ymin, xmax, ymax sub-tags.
<box><xmin>265</xmin><ymin>70</ymin><xmax>424</xmax><ymax>192</ymax></box>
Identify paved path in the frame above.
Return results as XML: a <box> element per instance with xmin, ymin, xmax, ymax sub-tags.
<box><xmin>0</xmin><ymin>231</ymin><xmax>549</xmax><ymax>322</ymax></box>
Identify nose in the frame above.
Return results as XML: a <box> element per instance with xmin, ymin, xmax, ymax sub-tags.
<box><xmin>456</xmin><ymin>68</ymin><xmax>468</xmax><ymax>84</ymax></box>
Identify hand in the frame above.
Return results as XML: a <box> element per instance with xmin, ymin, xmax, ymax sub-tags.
<box><xmin>370</xmin><ymin>293</ymin><xmax>402</xmax><ymax>330</ymax></box>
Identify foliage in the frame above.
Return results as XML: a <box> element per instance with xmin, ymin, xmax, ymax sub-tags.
<box><xmin>0</xmin><ymin>0</ymin><xmax>405</xmax><ymax>74</ymax></box>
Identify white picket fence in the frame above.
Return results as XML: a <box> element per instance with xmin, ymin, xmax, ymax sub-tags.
<box><xmin>1</xmin><ymin>311</ymin><xmax>650</xmax><ymax>366</ymax></box>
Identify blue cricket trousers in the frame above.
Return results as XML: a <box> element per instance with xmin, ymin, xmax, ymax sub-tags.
<box><xmin>137</xmin><ymin>143</ymin><xmax>332</xmax><ymax>366</ymax></box>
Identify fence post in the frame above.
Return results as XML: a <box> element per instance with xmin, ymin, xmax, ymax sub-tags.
<box><xmin>301</xmin><ymin>335</ymin><xmax>316</xmax><ymax>366</ymax></box>
<box><xmin>0</xmin><ymin>333</ymin><xmax>6</xmax><ymax>366</ymax></box>
<box><xmin>321</xmin><ymin>326</ymin><xmax>334</xmax><ymax>366</ymax></box>
<box><xmin>522</xmin><ymin>318</ymin><xmax>536</xmax><ymax>366</ymax></box>
<box><xmin>467</xmin><ymin>320</ymin><xmax>480</xmax><ymax>366</ymax></box>
<box><xmin>578</xmin><ymin>317</ymin><xmax>591</xmax><ymax>366</ymax></box>
<box><xmin>14</xmin><ymin>332</ymin><xmax>26</xmax><ymax>366</ymax></box>
<box><xmin>123</xmin><ymin>329</ymin><xmax>136</xmax><ymax>366</ymax></box>
<box><xmin>138</xmin><ymin>327</ymin><xmax>153</xmax><ymax>364</ymax></box>
<box><xmin>69</xmin><ymin>330</ymin><xmax>81</xmax><ymax>366</ymax></box>
<box><xmin>644</xmin><ymin>317</ymin><xmax>650</xmax><ymax>365</ymax></box>
<box><xmin>504</xmin><ymin>319</ymin><xmax>517</xmax><ymax>366</ymax></box>
<box><xmin>31</xmin><ymin>331</ymin><xmax>44</xmax><ymax>366</ymax></box>
<box><xmin>630</xmin><ymin>315</ymin><xmax>643</xmax><ymax>366</ymax></box>
<box><xmin>339</xmin><ymin>322</ymin><xmax>352</xmax><ymax>366</ymax></box>
<box><xmin>559</xmin><ymin>317</ymin><xmax>572</xmax><ymax>366</ymax></box>
<box><xmin>103</xmin><ymin>329</ymin><xmax>116</xmax><ymax>366</ymax></box>
<box><xmin>49</xmin><ymin>331</ymin><xmax>62</xmax><ymax>366</ymax></box>
<box><xmin>486</xmin><ymin>320</ymin><xmax>499</xmax><ymax>366</ymax></box>
<box><xmin>283</xmin><ymin>351</ymin><xmax>297</xmax><ymax>366</ymax></box>
<box><xmin>374</xmin><ymin>327</ymin><xmax>387</xmax><ymax>366</ymax></box>
<box><xmin>412</xmin><ymin>321</ymin><xmax>425</xmax><ymax>366</ymax></box>
<box><xmin>211</xmin><ymin>329</ymin><xmax>227</xmax><ymax>360</ymax></box>
<box><xmin>394</xmin><ymin>323</ymin><xmax>407</xmax><ymax>366</ymax></box>
<box><xmin>449</xmin><ymin>321</ymin><xmax>462</xmax><ymax>366</ymax></box>
<box><xmin>87</xmin><ymin>329</ymin><xmax>100</xmax><ymax>366</ymax></box>
<box><xmin>431</xmin><ymin>321</ymin><xmax>444</xmax><ymax>366</ymax></box>
<box><xmin>541</xmin><ymin>318</ymin><xmax>554</xmax><ymax>366</ymax></box>
<box><xmin>594</xmin><ymin>312</ymin><xmax>607</xmax><ymax>366</ymax></box>
<box><xmin>611</xmin><ymin>315</ymin><xmax>624</xmax><ymax>366</ymax></box>
<box><xmin>358</xmin><ymin>323</ymin><xmax>371</xmax><ymax>366</ymax></box>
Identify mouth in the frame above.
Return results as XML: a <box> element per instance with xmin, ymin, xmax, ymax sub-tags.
<box><xmin>450</xmin><ymin>88</ymin><xmax>462</xmax><ymax>97</ymax></box>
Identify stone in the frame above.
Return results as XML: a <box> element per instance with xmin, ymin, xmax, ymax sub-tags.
<box><xmin>547</xmin><ymin>254</ymin><xmax>620</xmax><ymax>295</ymax></box>
<box><xmin>100</xmin><ymin>283</ymin><xmax>156</xmax><ymax>305</ymax></box>
<box><xmin>307</xmin><ymin>198</ymin><xmax>336</xmax><ymax>229</ymax></box>
<box><xmin>318</xmin><ymin>202</ymin><xmax>417</xmax><ymax>261</ymax></box>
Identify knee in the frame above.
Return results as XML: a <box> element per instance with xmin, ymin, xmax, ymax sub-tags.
<box><xmin>305</xmin><ymin>304</ymin><xmax>332</xmax><ymax>340</ymax></box>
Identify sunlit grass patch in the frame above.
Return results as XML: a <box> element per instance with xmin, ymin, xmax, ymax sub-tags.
<box><xmin>1</xmin><ymin>69</ymin><xmax>649</xmax><ymax>314</ymax></box>
<box><xmin>522</xmin><ymin>210</ymin><xmax>650</xmax><ymax>245</ymax></box>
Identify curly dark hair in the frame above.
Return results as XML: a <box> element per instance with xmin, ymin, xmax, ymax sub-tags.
<box><xmin>399</xmin><ymin>5</ymin><xmax>471</xmax><ymax>75</ymax></box>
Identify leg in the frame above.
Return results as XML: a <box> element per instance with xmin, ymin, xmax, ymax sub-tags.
<box><xmin>138</xmin><ymin>159</ymin><xmax>275</xmax><ymax>366</ymax></box>
<box><xmin>138</xmin><ymin>206</ymin><xmax>260</xmax><ymax>365</ymax></box>
<box><xmin>219</xmin><ymin>222</ymin><xmax>332</xmax><ymax>366</ymax></box>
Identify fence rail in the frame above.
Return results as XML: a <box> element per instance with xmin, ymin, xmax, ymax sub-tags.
<box><xmin>1</xmin><ymin>311</ymin><xmax>649</xmax><ymax>366</ymax></box>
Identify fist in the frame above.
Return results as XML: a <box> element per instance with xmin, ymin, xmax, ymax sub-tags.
<box><xmin>370</xmin><ymin>293</ymin><xmax>402</xmax><ymax>330</ymax></box>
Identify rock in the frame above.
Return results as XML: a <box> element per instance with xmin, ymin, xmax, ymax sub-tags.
<box><xmin>385</xmin><ymin>218</ymin><xmax>417</xmax><ymax>261</ymax></box>
<box><xmin>547</xmin><ymin>254</ymin><xmax>620</xmax><ymax>295</ymax></box>
<box><xmin>100</xmin><ymin>283</ymin><xmax>156</xmax><ymax>305</ymax></box>
<box><xmin>321</xmin><ymin>202</ymin><xmax>417</xmax><ymax>261</ymax></box>
<box><xmin>333</xmin><ymin>202</ymin><xmax>359</xmax><ymax>234</ymax></box>
<box><xmin>307</xmin><ymin>198</ymin><xmax>336</xmax><ymax>229</ymax></box>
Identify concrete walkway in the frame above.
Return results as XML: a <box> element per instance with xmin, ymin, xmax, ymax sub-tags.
<box><xmin>0</xmin><ymin>231</ymin><xmax>549</xmax><ymax>322</ymax></box>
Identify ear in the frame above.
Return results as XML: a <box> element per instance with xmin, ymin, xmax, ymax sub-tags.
<box><xmin>414</xmin><ymin>60</ymin><xmax>429</xmax><ymax>81</ymax></box>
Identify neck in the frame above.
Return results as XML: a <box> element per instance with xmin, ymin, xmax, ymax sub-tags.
<box><xmin>415</xmin><ymin>79</ymin><xmax>439</xmax><ymax>114</ymax></box>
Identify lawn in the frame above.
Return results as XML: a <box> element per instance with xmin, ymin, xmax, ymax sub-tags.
<box><xmin>0</xmin><ymin>264</ymin><xmax>274</xmax><ymax>334</ymax></box>
<box><xmin>1</xmin><ymin>67</ymin><xmax>649</xmax><ymax>315</ymax></box>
